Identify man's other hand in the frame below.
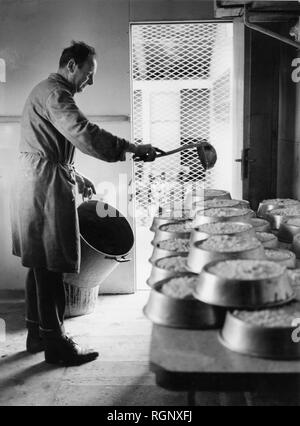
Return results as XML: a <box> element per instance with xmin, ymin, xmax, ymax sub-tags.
<box><xmin>75</xmin><ymin>173</ymin><xmax>96</xmax><ymax>200</ymax></box>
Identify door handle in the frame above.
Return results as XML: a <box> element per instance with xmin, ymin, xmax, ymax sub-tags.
<box><xmin>235</xmin><ymin>149</ymin><xmax>256</xmax><ymax>179</ymax></box>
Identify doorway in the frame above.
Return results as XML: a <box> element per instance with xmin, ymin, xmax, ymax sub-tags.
<box><xmin>130</xmin><ymin>21</ymin><xmax>238</xmax><ymax>289</ymax></box>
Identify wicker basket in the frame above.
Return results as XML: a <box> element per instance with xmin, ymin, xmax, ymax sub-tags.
<box><xmin>64</xmin><ymin>283</ymin><xmax>99</xmax><ymax>318</ymax></box>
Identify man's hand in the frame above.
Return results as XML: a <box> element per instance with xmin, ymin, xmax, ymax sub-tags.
<box><xmin>75</xmin><ymin>173</ymin><xmax>96</xmax><ymax>200</ymax></box>
<box><xmin>133</xmin><ymin>144</ymin><xmax>164</xmax><ymax>162</ymax></box>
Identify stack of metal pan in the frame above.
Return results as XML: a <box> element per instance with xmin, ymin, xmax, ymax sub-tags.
<box><xmin>193</xmin><ymin>258</ymin><xmax>298</xmax><ymax>359</ymax></box>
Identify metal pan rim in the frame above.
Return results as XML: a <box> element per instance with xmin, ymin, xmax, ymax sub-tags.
<box><xmin>218</xmin><ymin>331</ymin><xmax>300</xmax><ymax>360</ymax></box>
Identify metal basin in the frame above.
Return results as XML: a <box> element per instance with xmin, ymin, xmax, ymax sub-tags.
<box><xmin>249</xmin><ymin>218</ymin><xmax>271</xmax><ymax>232</ymax></box>
<box><xmin>187</xmin><ymin>238</ymin><xmax>265</xmax><ymax>274</ymax></box>
<box><xmin>194</xmin><ymin>259</ymin><xmax>295</xmax><ymax>309</ymax></box>
<box><xmin>152</xmin><ymin>220</ymin><xmax>193</xmax><ymax>244</ymax></box>
<box><xmin>255</xmin><ymin>232</ymin><xmax>278</xmax><ymax>248</ymax></box>
<box><xmin>278</xmin><ymin>216</ymin><xmax>300</xmax><ymax>243</ymax></box>
<box><xmin>267</xmin><ymin>208</ymin><xmax>300</xmax><ymax>230</ymax></box>
<box><xmin>220</xmin><ymin>308</ymin><xmax>300</xmax><ymax>359</ymax></box>
<box><xmin>193</xmin><ymin>208</ymin><xmax>254</xmax><ymax>227</ymax></box>
<box><xmin>185</xmin><ymin>189</ymin><xmax>231</xmax><ymax>210</ymax></box>
<box><xmin>147</xmin><ymin>253</ymin><xmax>189</xmax><ymax>287</ymax></box>
<box><xmin>257</xmin><ymin>199</ymin><xmax>300</xmax><ymax>219</ymax></box>
<box><xmin>149</xmin><ymin>239</ymin><xmax>190</xmax><ymax>264</ymax></box>
<box><xmin>144</xmin><ymin>274</ymin><xmax>226</xmax><ymax>329</ymax></box>
<box><xmin>190</xmin><ymin>221</ymin><xmax>255</xmax><ymax>246</ymax></box>
<box><xmin>192</xmin><ymin>198</ymin><xmax>250</xmax><ymax>213</ymax></box>
<box><xmin>150</xmin><ymin>215</ymin><xmax>189</xmax><ymax>233</ymax></box>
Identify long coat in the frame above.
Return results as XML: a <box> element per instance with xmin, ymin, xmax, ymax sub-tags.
<box><xmin>11</xmin><ymin>73</ymin><xmax>129</xmax><ymax>273</ymax></box>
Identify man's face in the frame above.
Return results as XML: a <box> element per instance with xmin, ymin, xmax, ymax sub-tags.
<box><xmin>69</xmin><ymin>55</ymin><xmax>97</xmax><ymax>93</ymax></box>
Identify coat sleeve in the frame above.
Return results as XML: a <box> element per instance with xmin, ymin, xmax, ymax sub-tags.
<box><xmin>45</xmin><ymin>88</ymin><xmax>130</xmax><ymax>162</ymax></box>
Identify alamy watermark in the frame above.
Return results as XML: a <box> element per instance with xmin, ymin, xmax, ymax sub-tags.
<box><xmin>291</xmin><ymin>318</ymin><xmax>300</xmax><ymax>343</ymax></box>
<box><xmin>291</xmin><ymin>58</ymin><xmax>300</xmax><ymax>83</ymax></box>
<box><xmin>0</xmin><ymin>318</ymin><xmax>6</xmax><ymax>343</ymax></box>
<box><xmin>93</xmin><ymin>173</ymin><xmax>203</xmax><ymax>219</ymax></box>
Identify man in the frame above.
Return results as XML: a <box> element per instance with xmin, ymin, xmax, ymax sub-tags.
<box><xmin>10</xmin><ymin>41</ymin><xmax>158</xmax><ymax>366</ymax></box>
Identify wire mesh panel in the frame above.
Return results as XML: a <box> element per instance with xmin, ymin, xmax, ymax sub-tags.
<box><xmin>131</xmin><ymin>22</ymin><xmax>234</xmax><ymax>225</ymax></box>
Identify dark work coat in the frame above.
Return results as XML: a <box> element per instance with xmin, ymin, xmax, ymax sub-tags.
<box><xmin>11</xmin><ymin>73</ymin><xmax>129</xmax><ymax>273</ymax></box>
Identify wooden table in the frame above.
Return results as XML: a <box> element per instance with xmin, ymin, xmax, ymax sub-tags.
<box><xmin>150</xmin><ymin>325</ymin><xmax>300</xmax><ymax>405</ymax></box>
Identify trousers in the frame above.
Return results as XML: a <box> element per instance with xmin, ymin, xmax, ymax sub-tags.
<box><xmin>25</xmin><ymin>268</ymin><xmax>65</xmax><ymax>335</ymax></box>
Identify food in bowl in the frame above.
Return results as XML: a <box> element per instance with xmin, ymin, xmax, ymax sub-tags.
<box><xmin>255</xmin><ymin>232</ymin><xmax>277</xmax><ymax>246</ymax></box>
<box><xmin>207</xmin><ymin>259</ymin><xmax>285</xmax><ymax>280</ymax></box>
<box><xmin>201</xmin><ymin>235</ymin><xmax>261</xmax><ymax>253</ymax></box>
<box><xmin>233</xmin><ymin>301</ymin><xmax>300</xmax><ymax>328</ymax></box>
<box><xmin>161</xmin><ymin>275</ymin><xmax>198</xmax><ymax>299</ymax></box>
<box><xmin>264</xmin><ymin>248</ymin><xmax>295</xmax><ymax>263</ymax></box>
<box><xmin>156</xmin><ymin>255</ymin><xmax>188</xmax><ymax>272</ymax></box>
<box><xmin>270</xmin><ymin>207</ymin><xmax>300</xmax><ymax>217</ymax></box>
<box><xmin>160</xmin><ymin>221</ymin><xmax>193</xmax><ymax>232</ymax></box>
<box><xmin>195</xmin><ymin>221</ymin><xmax>253</xmax><ymax>235</ymax></box>
<box><xmin>203</xmin><ymin>207</ymin><xmax>250</xmax><ymax>218</ymax></box>
<box><xmin>250</xmin><ymin>218</ymin><xmax>270</xmax><ymax>229</ymax></box>
<box><xmin>158</xmin><ymin>238</ymin><xmax>190</xmax><ymax>252</ymax></box>
<box><xmin>262</xmin><ymin>198</ymin><xmax>299</xmax><ymax>205</ymax></box>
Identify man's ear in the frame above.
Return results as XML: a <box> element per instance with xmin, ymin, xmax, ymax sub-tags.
<box><xmin>67</xmin><ymin>59</ymin><xmax>76</xmax><ymax>74</ymax></box>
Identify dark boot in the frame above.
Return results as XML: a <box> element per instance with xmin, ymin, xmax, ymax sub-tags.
<box><xmin>44</xmin><ymin>334</ymin><xmax>99</xmax><ymax>366</ymax></box>
<box><xmin>26</xmin><ymin>322</ymin><xmax>44</xmax><ymax>354</ymax></box>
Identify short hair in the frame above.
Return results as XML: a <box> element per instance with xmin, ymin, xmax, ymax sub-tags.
<box><xmin>59</xmin><ymin>41</ymin><xmax>96</xmax><ymax>69</ymax></box>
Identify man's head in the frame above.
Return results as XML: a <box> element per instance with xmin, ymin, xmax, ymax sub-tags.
<box><xmin>58</xmin><ymin>41</ymin><xmax>97</xmax><ymax>93</ymax></box>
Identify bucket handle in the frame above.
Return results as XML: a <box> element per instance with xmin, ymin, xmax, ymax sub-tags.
<box><xmin>105</xmin><ymin>255</ymin><xmax>131</xmax><ymax>263</ymax></box>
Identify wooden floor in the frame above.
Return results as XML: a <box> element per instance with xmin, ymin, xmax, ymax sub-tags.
<box><xmin>0</xmin><ymin>291</ymin><xmax>298</xmax><ymax>406</ymax></box>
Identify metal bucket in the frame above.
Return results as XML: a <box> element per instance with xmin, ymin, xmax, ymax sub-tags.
<box><xmin>64</xmin><ymin>200</ymin><xmax>134</xmax><ymax>289</ymax></box>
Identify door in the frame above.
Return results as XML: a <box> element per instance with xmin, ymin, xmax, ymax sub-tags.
<box><xmin>241</xmin><ymin>24</ymin><xmax>280</xmax><ymax>209</ymax></box>
<box><xmin>131</xmin><ymin>21</ymin><xmax>240</xmax><ymax>289</ymax></box>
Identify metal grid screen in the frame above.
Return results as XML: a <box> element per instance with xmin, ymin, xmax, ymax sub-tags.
<box><xmin>131</xmin><ymin>22</ymin><xmax>233</xmax><ymax>224</ymax></box>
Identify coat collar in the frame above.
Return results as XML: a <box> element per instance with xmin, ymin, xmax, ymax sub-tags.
<box><xmin>48</xmin><ymin>73</ymin><xmax>76</xmax><ymax>95</ymax></box>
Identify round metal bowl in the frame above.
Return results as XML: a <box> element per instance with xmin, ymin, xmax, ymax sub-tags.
<box><xmin>185</xmin><ymin>189</ymin><xmax>231</xmax><ymax>210</ymax></box>
<box><xmin>143</xmin><ymin>274</ymin><xmax>226</xmax><ymax>329</ymax></box>
<box><xmin>152</xmin><ymin>220</ymin><xmax>193</xmax><ymax>244</ymax></box>
<box><xmin>278</xmin><ymin>216</ymin><xmax>300</xmax><ymax>243</ymax></box>
<box><xmin>264</xmin><ymin>248</ymin><xmax>296</xmax><ymax>268</ymax></box>
<box><xmin>193</xmin><ymin>208</ymin><xmax>254</xmax><ymax>227</ymax></box>
<box><xmin>193</xmin><ymin>259</ymin><xmax>295</xmax><ymax>309</ymax></box>
<box><xmin>191</xmin><ymin>198</ymin><xmax>249</xmax><ymax>213</ymax></box>
<box><xmin>220</xmin><ymin>308</ymin><xmax>300</xmax><ymax>360</ymax></box>
<box><xmin>187</xmin><ymin>238</ymin><xmax>265</xmax><ymax>274</ymax></box>
<box><xmin>267</xmin><ymin>208</ymin><xmax>300</xmax><ymax>230</ymax></box>
<box><xmin>255</xmin><ymin>232</ymin><xmax>278</xmax><ymax>248</ymax></box>
<box><xmin>249</xmin><ymin>218</ymin><xmax>271</xmax><ymax>232</ymax></box>
<box><xmin>190</xmin><ymin>222</ymin><xmax>255</xmax><ymax>246</ymax></box>
<box><xmin>147</xmin><ymin>253</ymin><xmax>189</xmax><ymax>287</ymax></box>
<box><xmin>150</xmin><ymin>215</ymin><xmax>187</xmax><ymax>233</ymax></box>
<box><xmin>149</xmin><ymin>239</ymin><xmax>190</xmax><ymax>264</ymax></box>
<box><xmin>257</xmin><ymin>199</ymin><xmax>300</xmax><ymax>219</ymax></box>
